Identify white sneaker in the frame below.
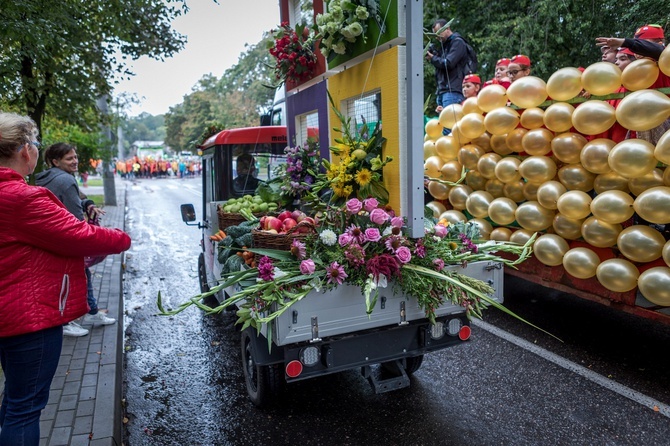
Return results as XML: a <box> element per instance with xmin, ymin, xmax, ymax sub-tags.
<box><xmin>63</xmin><ymin>321</ymin><xmax>89</xmax><ymax>337</ymax></box>
<box><xmin>83</xmin><ymin>312</ymin><xmax>116</xmax><ymax>326</ymax></box>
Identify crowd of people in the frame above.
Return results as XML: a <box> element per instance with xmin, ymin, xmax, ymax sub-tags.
<box><xmin>114</xmin><ymin>156</ymin><xmax>202</xmax><ymax>179</ymax></box>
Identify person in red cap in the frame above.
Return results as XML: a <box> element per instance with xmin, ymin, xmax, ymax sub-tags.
<box><xmin>596</xmin><ymin>25</ymin><xmax>666</xmax><ymax>61</ymax></box>
<box><xmin>462</xmin><ymin>74</ymin><xmax>481</xmax><ymax>99</ymax></box>
<box><xmin>507</xmin><ymin>54</ymin><xmax>531</xmax><ymax>83</ymax></box>
<box><xmin>634</xmin><ymin>24</ymin><xmax>665</xmax><ymax>44</ymax></box>
<box><xmin>614</xmin><ymin>47</ymin><xmax>636</xmax><ymax>70</ymax></box>
<box><xmin>493</xmin><ymin>58</ymin><xmax>512</xmax><ymax>88</ymax></box>
<box><xmin>600</xmin><ymin>45</ymin><xmax>618</xmax><ymax>63</ymax></box>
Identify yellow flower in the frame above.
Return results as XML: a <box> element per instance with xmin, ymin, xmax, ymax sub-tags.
<box><xmin>355</xmin><ymin>168</ymin><xmax>372</xmax><ymax>187</ymax></box>
<box><xmin>343</xmin><ymin>185</ymin><xmax>354</xmax><ymax>197</ymax></box>
<box><xmin>333</xmin><ymin>184</ymin><xmax>348</xmax><ymax>197</ymax></box>
<box><xmin>326</xmin><ymin>168</ymin><xmax>338</xmax><ymax>180</ymax></box>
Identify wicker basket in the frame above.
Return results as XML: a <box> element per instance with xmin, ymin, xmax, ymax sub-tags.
<box><xmin>217</xmin><ymin>207</ymin><xmax>248</xmax><ymax>230</ymax></box>
<box><xmin>252</xmin><ymin>221</ymin><xmax>317</xmax><ymax>251</ymax></box>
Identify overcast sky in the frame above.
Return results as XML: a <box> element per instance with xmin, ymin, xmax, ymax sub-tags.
<box><xmin>114</xmin><ymin>0</ymin><xmax>280</xmax><ymax>117</ymax></box>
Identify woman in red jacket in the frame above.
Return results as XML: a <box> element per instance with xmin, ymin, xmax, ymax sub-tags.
<box><xmin>0</xmin><ymin>112</ymin><xmax>131</xmax><ymax>446</ymax></box>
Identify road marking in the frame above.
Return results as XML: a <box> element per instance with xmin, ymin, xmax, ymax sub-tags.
<box><xmin>473</xmin><ymin>319</ymin><xmax>670</xmax><ymax>418</ymax></box>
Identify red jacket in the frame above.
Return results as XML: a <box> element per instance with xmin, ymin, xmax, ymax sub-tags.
<box><xmin>0</xmin><ymin>167</ymin><xmax>131</xmax><ymax>337</ymax></box>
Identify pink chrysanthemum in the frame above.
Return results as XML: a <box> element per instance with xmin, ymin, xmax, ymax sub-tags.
<box><xmin>413</xmin><ymin>239</ymin><xmax>426</xmax><ymax>258</ymax></box>
<box><xmin>326</xmin><ymin>261</ymin><xmax>348</xmax><ymax>285</ymax></box>
<box><xmin>433</xmin><ymin>258</ymin><xmax>445</xmax><ymax>271</ymax></box>
<box><xmin>258</xmin><ymin>256</ymin><xmax>274</xmax><ymax>281</ymax></box>
<box><xmin>384</xmin><ymin>235</ymin><xmax>404</xmax><ymax>253</ymax></box>
<box><xmin>346</xmin><ymin>224</ymin><xmax>366</xmax><ymax>244</ymax></box>
<box><xmin>290</xmin><ymin>239</ymin><xmax>307</xmax><ymax>259</ymax></box>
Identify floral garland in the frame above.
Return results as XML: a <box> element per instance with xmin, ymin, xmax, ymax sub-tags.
<box><xmin>268</xmin><ymin>22</ymin><xmax>318</xmax><ymax>86</ymax></box>
<box><xmin>316</xmin><ymin>0</ymin><xmax>380</xmax><ymax>61</ymax></box>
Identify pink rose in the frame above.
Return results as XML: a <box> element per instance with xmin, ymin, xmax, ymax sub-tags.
<box><xmin>395</xmin><ymin>246</ymin><xmax>412</xmax><ymax>264</ymax></box>
<box><xmin>391</xmin><ymin>217</ymin><xmax>404</xmax><ymax>228</ymax></box>
<box><xmin>364</xmin><ymin>228</ymin><xmax>381</xmax><ymax>242</ymax></box>
<box><xmin>300</xmin><ymin>259</ymin><xmax>316</xmax><ymax>275</ymax></box>
<box><xmin>369</xmin><ymin>208</ymin><xmax>389</xmax><ymax>225</ymax></box>
<box><xmin>363</xmin><ymin>198</ymin><xmax>379</xmax><ymax>212</ymax></box>
<box><xmin>433</xmin><ymin>258</ymin><xmax>445</xmax><ymax>271</ymax></box>
<box><xmin>339</xmin><ymin>233</ymin><xmax>354</xmax><ymax>246</ymax></box>
<box><xmin>346</xmin><ymin>198</ymin><xmax>362</xmax><ymax>214</ymax></box>
<box><xmin>434</xmin><ymin>224</ymin><xmax>447</xmax><ymax>238</ymax></box>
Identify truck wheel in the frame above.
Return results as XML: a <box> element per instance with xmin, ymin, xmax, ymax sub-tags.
<box><xmin>241</xmin><ymin>329</ymin><xmax>283</xmax><ymax>407</ymax></box>
<box><xmin>382</xmin><ymin>355</ymin><xmax>424</xmax><ymax>376</ymax></box>
<box><xmin>198</xmin><ymin>253</ymin><xmax>210</xmax><ymax>294</ymax></box>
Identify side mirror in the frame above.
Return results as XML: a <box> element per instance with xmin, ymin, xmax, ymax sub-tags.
<box><xmin>180</xmin><ymin>204</ymin><xmax>197</xmax><ymax>224</ymax></box>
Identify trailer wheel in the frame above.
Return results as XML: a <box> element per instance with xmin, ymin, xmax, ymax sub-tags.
<box><xmin>241</xmin><ymin>329</ymin><xmax>282</xmax><ymax>407</ymax></box>
<box><xmin>382</xmin><ymin>355</ymin><xmax>424</xmax><ymax>376</ymax></box>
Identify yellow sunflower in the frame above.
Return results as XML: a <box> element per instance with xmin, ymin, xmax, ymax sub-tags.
<box><xmin>355</xmin><ymin>168</ymin><xmax>372</xmax><ymax>187</ymax></box>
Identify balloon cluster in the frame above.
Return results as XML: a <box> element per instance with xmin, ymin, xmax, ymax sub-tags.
<box><xmin>424</xmin><ymin>46</ymin><xmax>670</xmax><ymax>306</ymax></box>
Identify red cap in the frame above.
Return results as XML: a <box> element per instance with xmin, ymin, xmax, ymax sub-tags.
<box><xmin>463</xmin><ymin>74</ymin><xmax>481</xmax><ymax>84</ymax></box>
<box><xmin>634</xmin><ymin>24</ymin><xmax>665</xmax><ymax>40</ymax></box>
<box><xmin>617</xmin><ymin>47</ymin><xmax>635</xmax><ymax>57</ymax></box>
<box><xmin>511</xmin><ymin>54</ymin><xmax>531</xmax><ymax>66</ymax></box>
<box><xmin>496</xmin><ymin>58</ymin><xmax>511</xmax><ymax>67</ymax></box>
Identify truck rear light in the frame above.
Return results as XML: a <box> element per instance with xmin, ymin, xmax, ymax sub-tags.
<box><xmin>458</xmin><ymin>325</ymin><xmax>471</xmax><ymax>341</ymax></box>
<box><xmin>447</xmin><ymin>318</ymin><xmax>462</xmax><ymax>336</ymax></box>
<box><xmin>429</xmin><ymin>321</ymin><xmax>445</xmax><ymax>339</ymax></box>
<box><xmin>299</xmin><ymin>346</ymin><xmax>320</xmax><ymax>366</ymax></box>
<box><xmin>286</xmin><ymin>360</ymin><xmax>303</xmax><ymax>378</ymax></box>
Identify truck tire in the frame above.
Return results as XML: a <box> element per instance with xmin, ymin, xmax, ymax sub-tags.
<box><xmin>241</xmin><ymin>329</ymin><xmax>283</xmax><ymax>407</ymax></box>
<box><xmin>382</xmin><ymin>355</ymin><xmax>424</xmax><ymax>376</ymax></box>
<box><xmin>198</xmin><ymin>253</ymin><xmax>210</xmax><ymax>294</ymax></box>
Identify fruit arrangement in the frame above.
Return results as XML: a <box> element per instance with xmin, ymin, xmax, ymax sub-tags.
<box><xmin>221</xmin><ymin>195</ymin><xmax>278</xmax><ymax>214</ymax></box>
<box><xmin>258</xmin><ymin>209</ymin><xmax>316</xmax><ymax>234</ymax></box>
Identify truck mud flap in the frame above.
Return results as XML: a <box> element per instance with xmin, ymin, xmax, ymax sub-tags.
<box><xmin>361</xmin><ymin>361</ymin><xmax>410</xmax><ymax>394</ymax></box>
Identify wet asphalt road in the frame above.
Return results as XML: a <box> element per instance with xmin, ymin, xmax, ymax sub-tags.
<box><xmin>122</xmin><ymin>177</ymin><xmax>670</xmax><ymax>446</ymax></box>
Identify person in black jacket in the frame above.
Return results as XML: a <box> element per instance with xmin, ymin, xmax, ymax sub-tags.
<box><xmin>426</xmin><ymin>18</ymin><xmax>469</xmax><ymax>113</ymax></box>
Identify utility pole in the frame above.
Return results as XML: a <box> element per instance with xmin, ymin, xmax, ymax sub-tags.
<box><xmin>96</xmin><ymin>96</ymin><xmax>118</xmax><ymax>206</ymax></box>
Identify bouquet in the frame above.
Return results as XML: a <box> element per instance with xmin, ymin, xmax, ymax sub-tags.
<box><xmin>316</xmin><ymin>0</ymin><xmax>380</xmax><ymax>61</ymax></box>
<box><xmin>273</xmin><ymin>138</ymin><xmax>320</xmax><ymax>203</ymax></box>
<box><xmin>268</xmin><ymin>22</ymin><xmax>318</xmax><ymax>86</ymax></box>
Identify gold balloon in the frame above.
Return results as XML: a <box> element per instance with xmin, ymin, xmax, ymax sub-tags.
<box><xmin>581</xmin><ymin>216</ymin><xmax>622</xmax><ymax>248</ymax></box>
<box><xmin>459</xmin><ymin>113</ymin><xmax>486</xmax><ymax>139</ymax></box>
<box><xmin>471</xmin><ymin>133</ymin><xmax>492</xmax><ymax>152</ymax></box>
<box><xmin>519</xmin><ymin>156</ymin><xmax>558</xmax><ymax>183</ymax></box>
<box><xmin>571</xmin><ymin>100</ymin><xmax>617</xmax><ymax>135</ymax></box>
<box><xmin>425</xmin><ymin>118</ymin><xmax>444</xmax><ymax>140</ymax></box>
<box><xmin>477</xmin><ymin>153</ymin><xmax>502</xmax><ymax>179</ymax></box>
<box><xmin>558</xmin><ymin>164</ymin><xmax>596</xmax><ymax>192</ymax></box>
<box><xmin>629</xmin><ymin>168</ymin><xmax>664</xmax><ymax>196</ymax></box>
<box><xmin>435</xmin><ymin>136</ymin><xmax>460</xmax><ymax>161</ymax></box>
<box><xmin>462</xmin><ymin>97</ymin><xmax>484</xmax><ymax>115</ymax></box>
<box><xmin>522</xmin><ymin>181</ymin><xmax>543</xmax><ymax>201</ymax></box>
<box><xmin>470</xmin><ymin>218</ymin><xmax>493</xmax><ymax>240</ymax></box>
<box><xmin>450</xmin><ymin>122</ymin><xmax>472</xmax><ymax>146</ymax></box>
<box><xmin>427</xmin><ymin>180</ymin><xmax>451</xmax><ymax>200</ymax></box>
<box><xmin>466</xmin><ymin>191</ymin><xmax>494</xmax><ymax>218</ymax></box>
<box><xmin>439</xmin><ymin>209</ymin><xmax>467</xmax><ymax>224</ymax></box>
<box><xmin>621</xmin><ymin>58</ymin><xmax>660</xmax><ymax>91</ymax></box>
<box><xmin>505</xmin><ymin>128</ymin><xmax>528</xmax><ymax>153</ymax></box>
<box><xmin>458</xmin><ymin>145</ymin><xmax>485</xmax><ymax>170</ymax></box>
<box><xmin>521</xmin><ymin>128</ymin><xmax>555</xmax><ymax>156</ymax></box>
<box><xmin>423</xmin><ymin>140</ymin><xmax>437</xmax><ymax>159</ymax></box>
<box><xmin>617</xmin><ymin>225</ymin><xmax>665</xmax><ymax>263</ymax></box>
<box><xmin>477</xmin><ymin>84</ymin><xmax>508</xmax><ymax>113</ymax></box>
<box><xmin>485</xmin><ymin>178</ymin><xmax>506</xmax><ymax>198</ymax></box>
<box><xmin>424</xmin><ymin>155</ymin><xmax>444</xmax><ymax>179</ymax></box>
<box><xmin>543</xmin><ymin>103</ymin><xmax>575</xmax><ymax>133</ymax></box>
<box><xmin>438</xmin><ymin>104</ymin><xmax>464</xmax><ymax>129</ymax></box>
<box><xmin>608</xmin><ymin>139</ymin><xmax>657</xmax><ymax>179</ymax></box>
<box><xmin>536</xmin><ymin>181</ymin><xmax>567</xmax><ymax>210</ymax></box>
<box><xmin>616</xmin><ymin>89</ymin><xmax>670</xmax><ymax>131</ymax></box>
<box><xmin>660</xmin><ymin>45</ymin><xmax>670</xmax><ymax>76</ymax></box>
<box><xmin>506</xmin><ymin>76</ymin><xmax>548</xmax><ymax>109</ymax></box>
<box><xmin>490</xmin><ymin>134</ymin><xmax>514</xmax><ymax>155</ymax></box>
<box><xmin>664</xmin><ymin>240</ymin><xmax>670</xmax><ymax>267</ymax></box>
<box><xmin>653</xmin><ymin>128</ymin><xmax>670</xmax><ymax>165</ymax></box>
<box><xmin>495</xmin><ymin>156</ymin><xmax>522</xmax><ymax>183</ymax></box>
<box><xmin>520</xmin><ymin>107</ymin><xmax>545</xmax><ymax>130</ymax></box>
<box><xmin>465</xmin><ymin>170</ymin><xmax>487</xmax><ymax>190</ymax></box>
<box><xmin>581</xmin><ymin>61</ymin><xmax>622</xmax><ymax>96</ymax></box>
<box><xmin>515</xmin><ymin>201</ymin><xmax>555</xmax><ymax>231</ymax></box>
<box><xmin>546</xmin><ymin>67</ymin><xmax>584</xmax><ymax>101</ymax></box>
<box><xmin>503</xmin><ymin>180</ymin><xmax>526</xmax><ymax>202</ymax></box>
<box><xmin>596</xmin><ymin>259</ymin><xmax>640</xmax><ymax>292</ymax></box>
<box><xmin>553</xmin><ymin>213</ymin><xmax>585</xmax><ymax>240</ymax></box>
<box><xmin>484</xmin><ymin>106</ymin><xmax>521</xmax><ymax>136</ymax></box>
<box><xmin>551</xmin><ymin>132</ymin><xmax>588</xmax><ymax>164</ymax></box>
<box><xmin>488</xmin><ymin>197</ymin><xmax>518</xmax><ymax>225</ymax></box>
<box><xmin>533</xmin><ymin>234</ymin><xmax>570</xmax><ymax>266</ymax></box>
<box><xmin>448</xmin><ymin>185</ymin><xmax>473</xmax><ymax>210</ymax></box>
<box><xmin>594</xmin><ymin>172</ymin><xmax>630</xmax><ymax>194</ymax></box>
<box><xmin>427</xmin><ymin>200</ymin><xmax>447</xmax><ymax>218</ymax></box>
<box><xmin>556</xmin><ymin>190</ymin><xmax>592</xmax><ymax>219</ymax></box>
<box><xmin>633</xmin><ymin>186</ymin><xmax>670</xmax><ymax>224</ymax></box>
<box><xmin>638</xmin><ymin>267</ymin><xmax>670</xmax><ymax>306</ymax></box>
<box><xmin>510</xmin><ymin>229</ymin><xmax>535</xmax><ymax>245</ymax></box>
<box><xmin>580</xmin><ymin>138</ymin><xmax>615</xmax><ymax>174</ymax></box>
<box><xmin>490</xmin><ymin>227</ymin><xmax>513</xmax><ymax>241</ymax></box>
<box><xmin>440</xmin><ymin>160</ymin><xmax>464</xmax><ymax>183</ymax></box>
<box><xmin>563</xmin><ymin>247</ymin><xmax>601</xmax><ymax>279</ymax></box>
<box><xmin>664</xmin><ymin>168</ymin><xmax>670</xmax><ymax>187</ymax></box>
<box><xmin>590</xmin><ymin>190</ymin><xmax>634</xmax><ymax>224</ymax></box>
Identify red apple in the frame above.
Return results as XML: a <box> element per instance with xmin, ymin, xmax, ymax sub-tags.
<box><xmin>291</xmin><ymin>210</ymin><xmax>306</xmax><ymax>222</ymax></box>
<box><xmin>301</xmin><ymin>216</ymin><xmax>315</xmax><ymax>226</ymax></box>
<box><xmin>277</xmin><ymin>210</ymin><xmax>293</xmax><ymax>222</ymax></box>
<box><xmin>281</xmin><ymin>218</ymin><xmax>297</xmax><ymax>233</ymax></box>
<box><xmin>263</xmin><ymin>216</ymin><xmax>282</xmax><ymax>232</ymax></box>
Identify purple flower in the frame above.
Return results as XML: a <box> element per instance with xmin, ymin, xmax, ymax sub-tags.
<box><xmin>369</xmin><ymin>208</ymin><xmax>389</xmax><ymax>225</ymax></box>
<box><xmin>363</xmin><ymin>198</ymin><xmax>378</xmax><ymax>212</ymax></box>
<box><xmin>391</xmin><ymin>217</ymin><xmax>404</xmax><ymax>228</ymax></box>
<box><xmin>300</xmin><ymin>259</ymin><xmax>316</xmax><ymax>275</ymax></box>
<box><xmin>459</xmin><ymin>233</ymin><xmax>479</xmax><ymax>253</ymax></box>
<box><xmin>434</xmin><ymin>224</ymin><xmax>448</xmax><ymax>238</ymax></box>
<box><xmin>414</xmin><ymin>239</ymin><xmax>426</xmax><ymax>258</ymax></box>
<box><xmin>338</xmin><ymin>233</ymin><xmax>354</xmax><ymax>246</ymax></box>
<box><xmin>258</xmin><ymin>256</ymin><xmax>274</xmax><ymax>281</ymax></box>
<box><xmin>346</xmin><ymin>224</ymin><xmax>366</xmax><ymax>244</ymax></box>
<box><xmin>290</xmin><ymin>239</ymin><xmax>307</xmax><ymax>259</ymax></box>
<box><xmin>326</xmin><ymin>261</ymin><xmax>348</xmax><ymax>285</ymax></box>
<box><xmin>346</xmin><ymin>198</ymin><xmax>363</xmax><ymax>214</ymax></box>
<box><xmin>433</xmin><ymin>258</ymin><xmax>445</xmax><ymax>271</ymax></box>
<box><xmin>364</xmin><ymin>227</ymin><xmax>381</xmax><ymax>242</ymax></box>
<box><xmin>395</xmin><ymin>246</ymin><xmax>412</xmax><ymax>264</ymax></box>
<box><xmin>344</xmin><ymin>243</ymin><xmax>366</xmax><ymax>267</ymax></box>
<box><xmin>384</xmin><ymin>235</ymin><xmax>404</xmax><ymax>253</ymax></box>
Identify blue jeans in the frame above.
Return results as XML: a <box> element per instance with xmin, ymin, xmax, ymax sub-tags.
<box><xmin>437</xmin><ymin>91</ymin><xmax>465</xmax><ymax>108</ymax></box>
<box><xmin>0</xmin><ymin>325</ymin><xmax>62</xmax><ymax>446</ymax></box>
<box><xmin>85</xmin><ymin>267</ymin><xmax>98</xmax><ymax>315</ymax></box>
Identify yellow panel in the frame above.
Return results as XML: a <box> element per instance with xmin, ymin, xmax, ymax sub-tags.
<box><xmin>327</xmin><ymin>46</ymin><xmax>402</xmax><ymax>212</ymax></box>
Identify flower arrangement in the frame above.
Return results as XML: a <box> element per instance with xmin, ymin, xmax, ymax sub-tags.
<box><xmin>268</xmin><ymin>22</ymin><xmax>318</xmax><ymax>86</ymax></box>
<box><xmin>316</xmin><ymin>0</ymin><xmax>379</xmax><ymax>61</ymax></box>
<box><xmin>273</xmin><ymin>138</ymin><xmax>321</xmax><ymax>202</ymax></box>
